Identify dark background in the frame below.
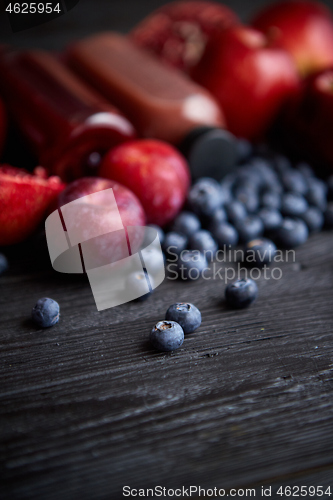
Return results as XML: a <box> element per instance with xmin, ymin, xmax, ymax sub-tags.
<box><xmin>1</xmin><ymin>0</ymin><xmax>333</xmax><ymax>49</ymax></box>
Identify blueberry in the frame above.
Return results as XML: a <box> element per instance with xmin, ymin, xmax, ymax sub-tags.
<box><xmin>225</xmin><ymin>278</ymin><xmax>258</xmax><ymax>309</ymax></box>
<box><xmin>260</xmin><ymin>190</ymin><xmax>281</xmax><ymax>210</ymax></box>
<box><xmin>301</xmin><ymin>207</ymin><xmax>324</xmax><ymax>233</ymax></box>
<box><xmin>250</xmin><ymin>157</ymin><xmax>279</xmax><ymax>189</ymax></box>
<box><xmin>220</xmin><ymin>174</ymin><xmax>235</xmax><ymax>204</ymax></box>
<box><xmin>163</xmin><ymin>232</ymin><xmax>187</xmax><ymax>257</ymax></box>
<box><xmin>281</xmin><ymin>169</ymin><xmax>308</xmax><ymax>195</ymax></box>
<box><xmin>31</xmin><ymin>298</ymin><xmax>60</xmax><ymax>328</ymax></box>
<box><xmin>177</xmin><ymin>251</ymin><xmax>208</xmax><ymax>280</ymax></box>
<box><xmin>235</xmin><ymin>216</ymin><xmax>264</xmax><ymax>243</ymax></box>
<box><xmin>187</xmin><ymin>177</ymin><xmax>222</xmax><ymax>217</ymax></box>
<box><xmin>0</xmin><ymin>253</ymin><xmax>9</xmax><ymax>276</ymax></box>
<box><xmin>211</xmin><ymin>221</ymin><xmax>238</xmax><ymax>247</ymax></box>
<box><xmin>328</xmin><ymin>176</ymin><xmax>333</xmax><ymax>201</ymax></box>
<box><xmin>150</xmin><ymin>320</ymin><xmax>184</xmax><ymax>352</ymax></box>
<box><xmin>235</xmin><ymin>166</ymin><xmax>262</xmax><ymax>189</ymax></box>
<box><xmin>189</xmin><ymin>230</ymin><xmax>218</xmax><ymax>261</ymax></box>
<box><xmin>274</xmin><ymin>218</ymin><xmax>309</xmax><ymax>249</ymax></box>
<box><xmin>258</xmin><ymin>208</ymin><xmax>283</xmax><ymax>233</ymax></box>
<box><xmin>234</xmin><ymin>185</ymin><xmax>260</xmax><ymax>213</ymax></box>
<box><xmin>208</xmin><ymin>207</ymin><xmax>227</xmax><ymax>231</ymax></box>
<box><xmin>281</xmin><ymin>192</ymin><xmax>308</xmax><ymax>217</ymax></box>
<box><xmin>225</xmin><ymin>200</ymin><xmax>247</xmax><ymax>224</ymax></box>
<box><xmin>237</xmin><ymin>138</ymin><xmax>253</xmax><ymax>163</ymax></box>
<box><xmin>324</xmin><ymin>202</ymin><xmax>333</xmax><ymax>228</ymax></box>
<box><xmin>273</xmin><ymin>155</ymin><xmax>293</xmax><ymax>175</ymax></box>
<box><xmin>171</xmin><ymin>211</ymin><xmax>201</xmax><ymax>238</ymax></box>
<box><xmin>126</xmin><ymin>270</ymin><xmax>154</xmax><ymax>301</ymax></box>
<box><xmin>245</xmin><ymin>238</ymin><xmax>277</xmax><ymax>267</ymax></box>
<box><xmin>296</xmin><ymin>162</ymin><xmax>315</xmax><ymax>179</ymax></box>
<box><xmin>165</xmin><ymin>303</ymin><xmax>201</xmax><ymax>334</ymax></box>
<box><xmin>305</xmin><ymin>179</ymin><xmax>328</xmax><ymax>212</ymax></box>
<box><xmin>147</xmin><ymin>224</ymin><xmax>164</xmax><ymax>245</ymax></box>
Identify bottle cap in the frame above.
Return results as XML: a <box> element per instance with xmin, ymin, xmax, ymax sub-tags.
<box><xmin>180</xmin><ymin>127</ymin><xmax>238</xmax><ymax>180</ymax></box>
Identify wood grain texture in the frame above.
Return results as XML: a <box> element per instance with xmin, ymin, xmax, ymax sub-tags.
<box><xmin>1</xmin><ymin>230</ymin><xmax>333</xmax><ymax>499</ymax></box>
<box><xmin>1</xmin><ymin>1</ymin><xmax>333</xmax><ymax>497</ymax></box>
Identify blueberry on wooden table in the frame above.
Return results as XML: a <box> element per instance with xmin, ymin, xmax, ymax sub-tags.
<box><xmin>31</xmin><ymin>298</ymin><xmax>60</xmax><ymax>328</ymax></box>
<box><xmin>0</xmin><ymin>253</ymin><xmax>8</xmax><ymax>276</ymax></box>
<box><xmin>305</xmin><ymin>179</ymin><xmax>328</xmax><ymax>212</ymax></box>
<box><xmin>260</xmin><ymin>190</ymin><xmax>281</xmax><ymax>210</ymax></box>
<box><xmin>281</xmin><ymin>192</ymin><xmax>309</xmax><ymax>217</ymax></box>
<box><xmin>162</xmin><ymin>232</ymin><xmax>187</xmax><ymax>257</ymax></box>
<box><xmin>211</xmin><ymin>221</ymin><xmax>239</xmax><ymax>247</ymax></box>
<box><xmin>225</xmin><ymin>200</ymin><xmax>247</xmax><ymax>225</ymax></box>
<box><xmin>235</xmin><ymin>215</ymin><xmax>264</xmax><ymax>243</ymax></box>
<box><xmin>165</xmin><ymin>303</ymin><xmax>201</xmax><ymax>334</ymax></box>
<box><xmin>281</xmin><ymin>169</ymin><xmax>308</xmax><ymax>195</ymax></box>
<box><xmin>245</xmin><ymin>238</ymin><xmax>277</xmax><ymax>266</ymax></box>
<box><xmin>177</xmin><ymin>251</ymin><xmax>208</xmax><ymax>281</ymax></box>
<box><xmin>189</xmin><ymin>230</ymin><xmax>218</xmax><ymax>261</ymax></box>
<box><xmin>275</xmin><ymin>218</ymin><xmax>309</xmax><ymax>249</ymax></box>
<box><xmin>170</xmin><ymin>211</ymin><xmax>201</xmax><ymax>238</ymax></box>
<box><xmin>208</xmin><ymin>207</ymin><xmax>228</xmax><ymax>231</ymax></box>
<box><xmin>301</xmin><ymin>207</ymin><xmax>324</xmax><ymax>233</ymax></box>
<box><xmin>187</xmin><ymin>178</ymin><xmax>223</xmax><ymax>217</ymax></box>
<box><xmin>258</xmin><ymin>207</ymin><xmax>283</xmax><ymax>233</ymax></box>
<box><xmin>150</xmin><ymin>321</ymin><xmax>184</xmax><ymax>352</ymax></box>
<box><xmin>225</xmin><ymin>278</ymin><xmax>258</xmax><ymax>309</ymax></box>
<box><xmin>234</xmin><ymin>185</ymin><xmax>260</xmax><ymax>213</ymax></box>
<box><xmin>296</xmin><ymin>162</ymin><xmax>315</xmax><ymax>179</ymax></box>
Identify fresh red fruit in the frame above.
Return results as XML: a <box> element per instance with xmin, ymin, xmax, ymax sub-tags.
<box><xmin>57</xmin><ymin>178</ymin><xmax>146</xmax><ymax>265</ymax></box>
<box><xmin>58</xmin><ymin>177</ymin><xmax>146</xmax><ymax>229</ymax></box>
<box><xmin>0</xmin><ymin>98</ymin><xmax>6</xmax><ymax>156</ymax></box>
<box><xmin>252</xmin><ymin>0</ymin><xmax>333</xmax><ymax>77</ymax></box>
<box><xmin>278</xmin><ymin>68</ymin><xmax>333</xmax><ymax>172</ymax></box>
<box><xmin>130</xmin><ymin>0</ymin><xmax>239</xmax><ymax>73</ymax></box>
<box><xmin>99</xmin><ymin>140</ymin><xmax>190</xmax><ymax>227</ymax></box>
<box><xmin>0</xmin><ymin>166</ymin><xmax>65</xmax><ymax>245</ymax></box>
<box><xmin>191</xmin><ymin>26</ymin><xmax>300</xmax><ymax>141</ymax></box>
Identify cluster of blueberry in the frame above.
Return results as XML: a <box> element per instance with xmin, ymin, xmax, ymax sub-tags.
<box><xmin>155</xmin><ymin>142</ymin><xmax>333</xmax><ymax>279</ymax></box>
<box><xmin>150</xmin><ymin>302</ymin><xmax>201</xmax><ymax>352</ymax></box>
<box><xmin>150</xmin><ymin>280</ymin><xmax>258</xmax><ymax>352</ymax></box>
<box><xmin>28</xmin><ymin>288</ymin><xmax>257</xmax><ymax>352</ymax></box>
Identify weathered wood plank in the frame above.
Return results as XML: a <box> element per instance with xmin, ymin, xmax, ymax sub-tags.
<box><xmin>1</xmin><ymin>231</ymin><xmax>333</xmax><ymax>499</ymax></box>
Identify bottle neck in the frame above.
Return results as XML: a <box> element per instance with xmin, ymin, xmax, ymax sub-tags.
<box><xmin>179</xmin><ymin>126</ymin><xmax>238</xmax><ymax>181</ymax></box>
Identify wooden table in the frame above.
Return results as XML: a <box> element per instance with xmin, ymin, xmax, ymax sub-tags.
<box><xmin>1</xmin><ymin>1</ymin><xmax>333</xmax><ymax>498</ymax></box>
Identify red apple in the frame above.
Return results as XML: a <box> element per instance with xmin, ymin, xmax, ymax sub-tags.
<box><xmin>130</xmin><ymin>0</ymin><xmax>239</xmax><ymax>73</ymax></box>
<box><xmin>57</xmin><ymin>177</ymin><xmax>146</xmax><ymax>267</ymax></box>
<box><xmin>0</xmin><ymin>166</ymin><xmax>65</xmax><ymax>246</ymax></box>
<box><xmin>191</xmin><ymin>26</ymin><xmax>300</xmax><ymax>141</ymax></box>
<box><xmin>252</xmin><ymin>0</ymin><xmax>333</xmax><ymax>77</ymax></box>
<box><xmin>277</xmin><ymin>68</ymin><xmax>333</xmax><ymax>172</ymax></box>
<box><xmin>0</xmin><ymin>98</ymin><xmax>6</xmax><ymax>156</ymax></box>
<box><xmin>99</xmin><ymin>139</ymin><xmax>190</xmax><ymax>227</ymax></box>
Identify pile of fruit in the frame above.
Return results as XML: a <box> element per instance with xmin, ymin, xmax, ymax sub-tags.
<box><xmin>1</xmin><ymin>1</ymin><xmax>333</xmax><ymax>345</ymax></box>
